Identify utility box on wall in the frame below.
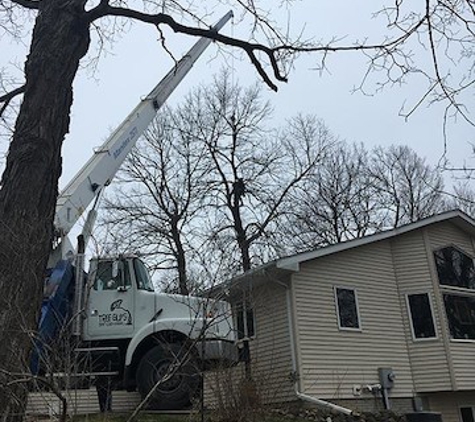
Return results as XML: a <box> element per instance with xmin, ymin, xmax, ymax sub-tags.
<box><xmin>378</xmin><ymin>367</ymin><xmax>396</xmax><ymax>389</ymax></box>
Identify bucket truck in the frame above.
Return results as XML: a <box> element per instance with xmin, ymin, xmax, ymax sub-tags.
<box><xmin>31</xmin><ymin>11</ymin><xmax>237</xmax><ymax>411</ymax></box>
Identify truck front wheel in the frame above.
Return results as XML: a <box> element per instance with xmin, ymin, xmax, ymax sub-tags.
<box><xmin>136</xmin><ymin>343</ymin><xmax>201</xmax><ymax>410</ymax></box>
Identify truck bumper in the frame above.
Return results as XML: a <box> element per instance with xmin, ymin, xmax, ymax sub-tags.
<box><xmin>198</xmin><ymin>339</ymin><xmax>238</xmax><ymax>364</ymax></box>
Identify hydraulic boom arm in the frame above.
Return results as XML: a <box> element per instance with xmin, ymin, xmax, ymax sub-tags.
<box><xmin>54</xmin><ymin>11</ymin><xmax>233</xmax><ymax>238</ymax></box>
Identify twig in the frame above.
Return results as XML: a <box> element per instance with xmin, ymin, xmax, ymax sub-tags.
<box><xmin>0</xmin><ymin>85</ymin><xmax>25</xmax><ymax>118</ymax></box>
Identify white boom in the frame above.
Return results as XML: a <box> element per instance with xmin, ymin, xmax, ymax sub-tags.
<box><xmin>54</xmin><ymin>11</ymin><xmax>233</xmax><ymax>239</ymax></box>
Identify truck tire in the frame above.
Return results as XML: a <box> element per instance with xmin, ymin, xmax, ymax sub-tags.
<box><xmin>136</xmin><ymin>343</ymin><xmax>201</xmax><ymax>410</ymax></box>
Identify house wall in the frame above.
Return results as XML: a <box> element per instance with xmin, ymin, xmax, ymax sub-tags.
<box><xmin>27</xmin><ymin>388</ymin><xmax>141</xmax><ymax>416</ymax></box>
<box><xmin>390</xmin><ymin>229</ymin><xmax>453</xmax><ymax>392</ymax></box>
<box><xmin>291</xmin><ymin>239</ymin><xmax>414</xmax><ymax>402</ymax></box>
<box><xmin>333</xmin><ymin>397</ymin><xmax>414</xmax><ymax>414</ymax></box>
<box><xmin>425</xmin><ymin>222</ymin><xmax>475</xmax><ymax>392</ymax></box>
<box><xmin>249</xmin><ymin>281</ymin><xmax>295</xmax><ymax>403</ymax></box>
<box><xmin>425</xmin><ymin>391</ymin><xmax>475</xmax><ymax>422</ymax></box>
<box><xmin>204</xmin><ymin>279</ymin><xmax>295</xmax><ymax>407</ymax></box>
<box><xmin>206</xmin><ymin>217</ymin><xmax>475</xmax><ymax>413</ymax></box>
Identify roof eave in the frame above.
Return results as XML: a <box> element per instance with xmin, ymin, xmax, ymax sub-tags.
<box><xmin>275</xmin><ymin>209</ymin><xmax>475</xmax><ymax>271</ymax></box>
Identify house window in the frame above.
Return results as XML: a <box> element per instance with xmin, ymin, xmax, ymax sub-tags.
<box><xmin>407</xmin><ymin>293</ymin><xmax>437</xmax><ymax>339</ymax></box>
<box><xmin>460</xmin><ymin>407</ymin><xmax>475</xmax><ymax>422</ymax></box>
<box><xmin>335</xmin><ymin>287</ymin><xmax>360</xmax><ymax>330</ymax></box>
<box><xmin>434</xmin><ymin>246</ymin><xmax>475</xmax><ymax>340</ymax></box>
<box><xmin>444</xmin><ymin>294</ymin><xmax>475</xmax><ymax>340</ymax></box>
<box><xmin>235</xmin><ymin>301</ymin><xmax>255</xmax><ymax>340</ymax></box>
<box><xmin>434</xmin><ymin>246</ymin><xmax>475</xmax><ymax>289</ymax></box>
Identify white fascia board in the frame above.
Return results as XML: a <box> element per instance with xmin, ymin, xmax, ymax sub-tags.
<box><xmin>275</xmin><ymin>261</ymin><xmax>301</xmax><ymax>272</ymax></box>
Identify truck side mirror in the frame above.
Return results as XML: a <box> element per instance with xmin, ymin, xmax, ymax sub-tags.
<box><xmin>113</xmin><ymin>260</ymin><xmax>128</xmax><ymax>291</ymax></box>
<box><xmin>112</xmin><ymin>260</ymin><xmax>120</xmax><ymax>278</ymax></box>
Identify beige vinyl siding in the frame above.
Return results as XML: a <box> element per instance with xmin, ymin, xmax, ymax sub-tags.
<box><xmin>27</xmin><ymin>388</ymin><xmax>141</xmax><ymax>415</ymax></box>
<box><xmin>427</xmin><ymin>222</ymin><xmax>475</xmax><ymax>252</ymax></box>
<box><xmin>248</xmin><ymin>282</ymin><xmax>295</xmax><ymax>403</ymax></box>
<box><xmin>427</xmin><ymin>223</ymin><xmax>475</xmax><ymax>391</ymax></box>
<box><xmin>450</xmin><ymin>342</ymin><xmax>475</xmax><ymax>389</ymax></box>
<box><xmin>292</xmin><ymin>240</ymin><xmax>413</xmax><ymax>400</ymax></box>
<box><xmin>204</xmin><ymin>281</ymin><xmax>295</xmax><ymax>406</ymax></box>
<box><xmin>426</xmin><ymin>391</ymin><xmax>475</xmax><ymax>422</ymax></box>
<box><xmin>391</xmin><ymin>230</ymin><xmax>452</xmax><ymax>392</ymax></box>
<box><xmin>203</xmin><ymin>363</ymin><xmax>247</xmax><ymax>409</ymax></box>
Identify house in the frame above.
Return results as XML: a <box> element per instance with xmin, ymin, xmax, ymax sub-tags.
<box><xmin>206</xmin><ymin>209</ymin><xmax>475</xmax><ymax>422</ymax></box>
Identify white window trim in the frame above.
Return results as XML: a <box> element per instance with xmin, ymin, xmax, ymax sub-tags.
<box><xmin>440</xmin><ymin>287</ymin><xmax>475</xmax><ymax>342</ymax></box>
<box><xmin>234</xmin><ymin>301</ymin><xmax>256</xmax><ymax>342</ymax></box>
<box><xmin>451</xmin><ymin>338</ymin><xmax>475</xmax><ymax>344</ymax></box>
<box><xmin>433</xmin><ymin>245</ymin><xmax>475</xmax><ymax>341</ymax></box>
<box><xmin>405</xmin><ymin>292</ymin><xmax>438</xmax><ymax>342</ymax></box>
<box><xmin>433</xmin><ymin>243</ymin><xmax>475</xmax><ymax>260</ymax></box>
<box><xmin>433</xmin><ymin>244</ymin><xmax>475</xmax><ymax>291</ymax></box>
<box><xmin>440</xmin><ymin>285</ymin><xmax>475</xmax><ymax>296</ymax></box>
<box><xmin>334</xmin><ymin>286</ymin><xmax>362</xmax><ymax>332</ymax></box>
<box><xmin>442</xmin><ymin>291</ymin><xmax>475</xmax><ymax>342</ymax></box>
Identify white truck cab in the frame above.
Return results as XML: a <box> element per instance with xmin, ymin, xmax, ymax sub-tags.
<box><xmin>75</xmin><ymin>255</ymin><xmax>237</xmax><ymax>409</ymax></box>
<box><xmin>85</xmin><ymin>256</ymin><xmax>235</xmax><ymax>348</ymax></box>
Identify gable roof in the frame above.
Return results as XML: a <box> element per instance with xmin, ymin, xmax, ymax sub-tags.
<box><xmin>274</xmin><ymin>209</ymin><xmax>475</xmax><ymax>272</ymax></box>
<box><xmin>227</xmin><ymin>209</ymin><xmax>475</xmax><ymax>287</ymax></box>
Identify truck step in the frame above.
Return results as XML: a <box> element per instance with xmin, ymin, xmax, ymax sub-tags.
<box><xmin>75</xmin><ymin>347</ymin><xmax>119</xmax><ymax>353</ymax></box>
<box><xmin>51</xmin><ymin>371</ymin><xmax>119</xmax><ymax>378</ymax></box>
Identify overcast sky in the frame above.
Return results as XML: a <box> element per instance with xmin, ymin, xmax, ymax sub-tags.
<box><xmin>2</xmin><ymin>1</ymin><xmax>474</xmax><ymax>190</ymax></box>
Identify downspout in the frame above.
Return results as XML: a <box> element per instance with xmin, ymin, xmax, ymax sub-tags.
<box><xmin>274</xmin><ymin>277</ymin><xmax>357</xmax><ymax>417</ymax></box>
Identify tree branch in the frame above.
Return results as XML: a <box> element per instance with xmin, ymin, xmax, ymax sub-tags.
<box><xmin>0</xmin><ymin>369</ymin><xmax>67</xmax><ymax>422</ymax></box>
<box><xmin>0</xmin><ymin>84</ymin><xmax>25</xmax><ymax>118</ymax></box>
<box><xmin>85</xmin><ymin>5</ymin><xmax>287</xmax><ymax>91</ymax></box>
<box><xmin>10</xmin><ymin>0</ymin><xmax>40</xmax><ymax>10</ymax></box>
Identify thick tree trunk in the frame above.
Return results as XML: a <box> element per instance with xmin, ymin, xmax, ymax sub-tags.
<box><xmin>0</xmin><ymin>0</ymin><xmax>89</xmax><ymax>419</ymax></box>
<box><xmin>231</xmin><ymin>204</ymin><xmax>251</xmax><ymax>272</ymax></box>
<box><xmin>171</xmin><ymin>215</ymin><xmax>189</xmax><ymax>295</ymax></box>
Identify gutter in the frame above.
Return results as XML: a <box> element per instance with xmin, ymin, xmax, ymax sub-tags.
<box><xmin>274</xmin><ymin>276</ymin><xmax>357</xmax><ymax>417</ymax></box>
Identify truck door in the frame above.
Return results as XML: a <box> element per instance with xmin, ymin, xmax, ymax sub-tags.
<box><xmin>87</xmin><ymin>259</ymin><xmax>135</xmax><ymax>339</ymax></box>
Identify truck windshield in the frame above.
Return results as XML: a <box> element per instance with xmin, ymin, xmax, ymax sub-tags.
<box><xmin>94</xmin><ymin>260</ymin><xmax>131</xmax><ymax>290</ymax></box>
<box><xmin>133</xmin><ymin>259</ymin><xmax>154</xmax><ymax>291</ymax></box>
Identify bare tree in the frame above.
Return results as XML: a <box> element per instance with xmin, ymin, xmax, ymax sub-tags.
<box><xmin>191</xmin><ymin>75</ymin><xmax>331</xmax><ymax>273</ymax></box>
<box><xmin>101</xmin><ymin>111</ymin><xmax>210</xmax><ymax>295</ymax></box>
<box><xmin>0</xmin><ymin>3</ymin><xmax>305</xmax><ymax>417</ymax></box>
<box><xmin>0</xmin><ymin>1</ymin><xmax>473</xmax><ymax>418</ymax></box>
<box><xmin>200</xmin><ymin>74</ymin><xmax>275</xmax><ymax>273</ymax></box>
<box><xmin>446</xmin><ymin>182</ymin><xmax>475</xmax><ymax>217</ymax></box>
<box><xmin>370</xmin><ymin>145</ymin><xmax>445</xmax><ymax>228</ymax></box>
<box><xmin>286</xmin><ymin>141</ymin><xmax>380</xmax><ymax>250</ymax></box>
<box><xmin>284</xmin><ymin>142</ymin><xmax>449</xmax><ymax>250</ymax></box>
<box><xmin>104</xmin><ymin>74</ymin><xmax>332</xmax><ymax>278</ymax></box>
<box><xmin>347</xmin><ymin>1</ymin><xmax>475</xmax><ymax>131</ymax></box>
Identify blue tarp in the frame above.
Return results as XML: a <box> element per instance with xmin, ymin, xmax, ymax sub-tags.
<box><xmin>30</xmin><ymin>260</ymin><xmax>75</xmax><ymax>375</ymax></box>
